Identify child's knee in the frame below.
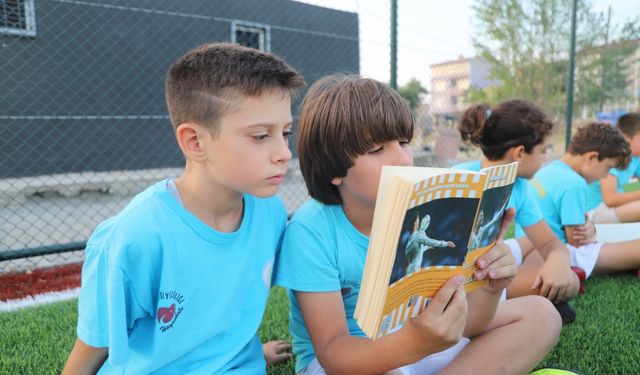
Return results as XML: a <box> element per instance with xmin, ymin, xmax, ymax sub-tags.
<box><xmin>519</xmin><ymin>296</ymin><xmax>562</xmax><ymax>342</ymax></box>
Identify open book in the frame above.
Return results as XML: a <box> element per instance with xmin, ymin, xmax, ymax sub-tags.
<box><xmin>354</xmin><ymin>162</ymin><xmax>518</xmax><ymax>339</ymax></box>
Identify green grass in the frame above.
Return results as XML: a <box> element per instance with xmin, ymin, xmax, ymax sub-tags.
<box><xmin>623</xmin><ymin>180</ymin><xmax>640</xmax><ymax>193</ymax></box>
<box><xmin>2</xmin><ymin>279</ymin><xmax>640</xmax><ymax>374</ymax></box>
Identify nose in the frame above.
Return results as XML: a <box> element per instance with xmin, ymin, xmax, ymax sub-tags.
<box><xmin>389</xmin><ymin>141</ymin><xmax>413</xmax><ymax>166</ymax></box>
<box><xmin>272</xmin><ymin>136</ymin><xmax>292</xmax><ymax>164</ymax></box>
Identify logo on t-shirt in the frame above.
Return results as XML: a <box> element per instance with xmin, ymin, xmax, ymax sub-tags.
<box><xmin>262</xmin><ymin>257</ymin><xmax>274</xmax><ymax>289</ymax></box>
<box><xmin>157</xmin><ymin>290</ymin><xmax>185</xmax><ymax>332</ymax></box>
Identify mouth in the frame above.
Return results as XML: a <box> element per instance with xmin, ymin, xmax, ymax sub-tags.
<box><xmin>267</xmin><ymin>173</ymin><xmax>286</xmax><ymax>184</ymax></box>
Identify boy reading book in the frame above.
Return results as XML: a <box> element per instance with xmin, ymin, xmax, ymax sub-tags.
<box><xmin>274</xmin><ymin>74</ymin><xmax>560</xmax><ymax>375</ymax></box>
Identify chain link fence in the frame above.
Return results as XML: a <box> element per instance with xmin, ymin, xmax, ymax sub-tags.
<box><xmin>2</xmin><ymin>0</ymin><xmax>639</xmax><ymax>277</ymax></box>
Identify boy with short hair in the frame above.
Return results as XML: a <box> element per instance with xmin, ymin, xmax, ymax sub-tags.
<box><xmin>586</xmin><ymin>112</ymin><xmax>640</xmax><ymax>223</ymax></box>
<box><xmin>531</xmin><ymin>122</ymin><xmax>640</xmax><ymax>279</ymax></box>
<box><xmin>63</xmin><ymin>43</ymin><xmax>304</xmax><ymax>374</ymax></box>
<box><xmin>275</xmin><ymin>74</ymin><xmax>561</xmax><ymax>375</ymax></box>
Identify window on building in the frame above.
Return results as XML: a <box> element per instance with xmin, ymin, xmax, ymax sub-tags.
<box><xmin>231</xmin><ymin>21</ymin><xmax>270</xmax><ymax>52</ymax></box>
<box><xmin>0</xmin><ymin>0</ymin><xmax>36</xmax><ymax>37</ymax></box>
<box><xmin>450</xmin><ymin>96</ymin><xmax>458</xmax><ymax>106</ymax></box>
<box><xmin>449</xmin><ymin>78</ymin><xmax>457</xmax><ymax>88</ymax></box>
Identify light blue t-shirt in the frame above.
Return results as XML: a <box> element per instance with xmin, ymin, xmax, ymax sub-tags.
<box><xmin>274</xmin><ymin>200</ymin><xmax>368</xmax><ymax>373</ymax></box>
<box><xmin>529</xmin><ymin>160</ymin><xmax>587</xmax><ymax>243</ymax></box>
<box><xmin>586</xmin><ymin>156</ymin><xmax>640</xmax><ymax>210</ymax></box>
<box><xmin>453</xmin><ymin>160</ymin><xmax>544</xmax><ymax>229</ymax></box>
<box><xmin>78</xmin><ymin>179</ymin><xmax>287</xmax><ymax>374</ymax></box>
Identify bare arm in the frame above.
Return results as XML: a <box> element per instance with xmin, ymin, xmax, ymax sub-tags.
<box><xmin>601</xmin><ymin>174</ymin><xmax>640</xmax><ymax>207</ymax></box>
<box><xmin>564</xmin><ymin>225</ymin><xmax>580</xmax><ymax>248</ymax></box>
<box><xmin>524</xmin><ymin>221</ymin><xmax>577</xmax><ymax>301</ymax></box>
<box><xmin>297</xmin><ymin>276</ymin><xmax>467</xmax><ymax>375</ymax></box>
<box><xmin>465</xmin><ymin>209</ymin><xmax>515</xmax><ymax>336</ymax></box>
<box><xmin>524</xmin><ymin>220</ymin><xmax>569</xmax><ymax>260</ymax></box>
<box><xmin>62</xmin><ymin>338</ymin><xmax>108</xmax><ymax>375</ymax></box>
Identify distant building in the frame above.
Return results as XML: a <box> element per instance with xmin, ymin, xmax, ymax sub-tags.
<box><xmin>429</xmin><ymin>57</ymin><xmax>493</xmax><ymax>119</ymax></box>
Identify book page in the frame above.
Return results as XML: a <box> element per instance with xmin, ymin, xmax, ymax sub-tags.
<box><xmin>374</xmin><ymin>171</ymin><xmax>485</xmax><ymax>338</ymax></box>
<box><xmin>463</xmin><ymin>162</ymin><xmax>518</xmax><ymax>292</ymax></box>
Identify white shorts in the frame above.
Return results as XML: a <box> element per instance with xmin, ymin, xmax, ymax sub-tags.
<box><xmin>502</xmin><ymin>238</ymin><xmax>524</xmax><ymax>301</ymax></box>
<box><xmin>505</xmin><ymin>238</ymin><xmax>524</xmax><ymax>266</ymax></box>
<box><xmin>506</xmin><ymin>236</ymin><xmax>601</xmax><ymax>278</ymax></box>
<box><xmin>566</xmin><ymin>242</ymin><xmax>602</xmax><ymax>278</ymax></box>
<box><xmin>300</xmin><ymin>337</ymin><xmax>471</xmax><ymax>375</ymax></box>
<box><xmin>587</xmin><ymin>202</ymin><xmax>620</xmax><ymax>224</ymax></box>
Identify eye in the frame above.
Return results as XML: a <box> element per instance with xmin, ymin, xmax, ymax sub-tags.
<box><xmin>399</xmin><ymin>139</ymin><xmax>411</xmax><ymax>147</ymax></box>
<box><xmin>283</xmin><ymin>130</ymin><xmax>292</xmax><ymax>139</ymax></box>
<box><xmin>368</xmin><ymin>145</ymin><xmax>383</xmax><ymax>154</ymax></box>
<box><xmin>252</xmin><ymin>134</ymin><xmax>269</xmax><ymax>141</ymax></box>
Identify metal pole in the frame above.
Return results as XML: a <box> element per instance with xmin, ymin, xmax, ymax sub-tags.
<box><xmin>565</xmin><ymin>0</ymin><xmax>578</xmax><ymax>150</ymax></box>
<box><xmin>0</xmin><ymin>241</ymin><xmax>86</xmax><ymax>262</ymax></box>
<box><xmin>390</xmin><ymin>0</ymin><xmax>397</xmax><ymax>89</ymax></box>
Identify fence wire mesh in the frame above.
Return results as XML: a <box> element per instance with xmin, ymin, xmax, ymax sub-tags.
<box><xmin>1</xmin><ymin>0</ymin><xmax>639</xmax><ymax>276</ymax></box>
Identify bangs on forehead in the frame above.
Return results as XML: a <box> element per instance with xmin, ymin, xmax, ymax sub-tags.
<box><xmin>344</xmin><ymin>83</ymin><xmax>415</xmax><ymax>156</ymax></box>
<box><xmin>362</xmin><ymin>116</ymin><xmax>414</xmax><ymax>148</ymax></box>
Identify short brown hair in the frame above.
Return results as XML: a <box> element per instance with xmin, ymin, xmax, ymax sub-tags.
<box><xmin>165</xmin><ymin>43</ymin><xmax>304</xmax><ymax>131</ymax></box>
<box><xmin>568</xmin><ymin>122</ymin><xmax>630</xmax><ymax>169</ymax></box>
<box><xmin>616</xmin><ymin>112</ymin><xmax>640</xmax><ymax>139</ymax></box>
<box><xmin>459</xmin><ymin>99</ymin><xmax>553</xmax><ymax>160</ymax></box>
<box><xmin>297</xmin><ymin>75</ymin><xmax>414</xmax><ymax>205</ymax></box>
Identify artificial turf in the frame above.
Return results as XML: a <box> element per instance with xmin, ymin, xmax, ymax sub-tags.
<box><xmin>1</xmin><ymin>276</ymin><xmax>639</xmax><ymax>374</ymax></box>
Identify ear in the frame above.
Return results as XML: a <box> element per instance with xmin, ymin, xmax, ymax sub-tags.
<box><xmin>585</xmin><ymin>151</ymin><xmax>599</xmax><ymax>164</ymax></box>
<box><xmin>176</xmin><ymin>123</ymin><xmax>207</xmax><ymax>162</ymax></box>
<box><xmin>508</xmin><ymin>145</ymin><xmax>526</xmax><ymax>162</ymax></box>
<box><xmin>331</xmin><ymin>177</ymin><xmax>343</xmax><ymax>186</ymax></box>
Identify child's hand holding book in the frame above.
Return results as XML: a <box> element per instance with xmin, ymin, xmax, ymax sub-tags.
<box><xmin>472</xmin><ymin>208</ymin><xmax>517</xmax><ymax>294</ymax></box>
<box><xmin>400</xmin><ymin>275</ymin><xmax>468</xmax><ymax>358</ymax></box>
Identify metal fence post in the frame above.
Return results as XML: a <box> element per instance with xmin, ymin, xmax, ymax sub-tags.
<box><xmin>390</xmin><ymin>0</ymin><xmax>397</xmax><ymax>90</ymax></box>
<box><xmin>565</xmin><ymin>0</ymin><xmax>578</xmax><ymax>150</ymax></box>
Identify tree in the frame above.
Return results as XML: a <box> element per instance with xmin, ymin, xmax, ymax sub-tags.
<box><xmin>472</xmin><ymin>0</ymin><xmax>639</xmax><ymax>116</ymax></box>
<box><xmin>397</xmin><ymin>78</ymin><xmax>427</xmax><ymax>112</ymax></box>
<box><xmin>575</xmin><ymin>8</ymin><xmax>640</xmax><ymax>112</ymax></box>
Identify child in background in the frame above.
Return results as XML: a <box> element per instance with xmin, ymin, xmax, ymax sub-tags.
<box><xmin>275</xmin><ymin>75</ymin><xmax>560</xmax><ymax>375</ymax></box>
<box><xmin>531</xmin><ymin>122</ymin><xmax>640</xmax><ymax>280</ymax></box>
<box><xmin>63</xmin><ymin>43</ymin><xmax>303</xmax><ymax>374</ymax></box>
<box><xmin>586</xmin><ymin>112</ymin><xmax>640</xmax><ymax>223</ymax></box>
<box><xmin>455</xmin><ymin>100</ymin><xmax>582</xmax><ymax>324</ymax></box>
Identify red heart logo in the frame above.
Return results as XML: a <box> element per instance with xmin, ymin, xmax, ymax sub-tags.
<box><xmin>157</xmin><ymin>303</ymin><xmax>176</xmax><ymax>323</ymax></box>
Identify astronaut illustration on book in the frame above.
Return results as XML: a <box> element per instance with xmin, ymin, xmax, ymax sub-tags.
<box><xmin>404</xmin><ymin>214</ymin><xmax>455</xmax><ymax>275</ymax></box>
<box><xmin>469</xmin><ymin>198</ymin><xmax>509</xmax><ymax>250</ymax></box>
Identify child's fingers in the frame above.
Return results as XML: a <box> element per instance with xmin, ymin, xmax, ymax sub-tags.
<box><xmin>495</xmin><ymin>207</ymin><xmax>515</xmax><ymax>242</ymax></box>
<box><xmin>476</xmin><ymin>242</ymin><xmax>512</xmax><ymax>270</ymax></box>
<box><xmin>275</xmin><ymin>352</ymin><xmax>293</xmax><ymax>360</ymax></box>
<box><xmin>443</xmin><ymin>286</ymin><xmax>468</xmax><ymax>332</ymax></box>
<box><xmin>485</xmin><ymin>264</ymin><xmax>517</xmax><ymax>281</ymax></box>
<box><xmin>530</xmin><ymin>274</ymin><xmax>542</xmax><ymax>290</ymax></box>
<box><xmin>544</xmin><ymin>284</ymin><xmax>559</xmax><ymax>302</ymax></box>
<box><xmin>273</xmin><ymin>342</ymin><xmax>291</xmax><ymax>354</ymax></box>
<box><xmin>539</xmin><ymin>280</ymin><xmax>552</xmax><ymax>300</ymax></box>
<box><xmin>428</xmin><ymin>275</ymin><xmax>465</xmax><ymax>315</ymax></box>
<box><xmin>474</xmin><ymin>259</ymin><xmax>516</xmax><ymax>281</ymax></box>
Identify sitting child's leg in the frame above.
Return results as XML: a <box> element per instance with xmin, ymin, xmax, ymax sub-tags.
<box><xmin>588</xmin><ymin>202</ymin><xmax>621</xmax><ymax>224</ymax></box>
<box><xmin>505</xmin><ymin>237</ymin><xmax>545</xmax><ymax>298</ymax></box>
<box><xmin>613</xmin><ymin>201</ymin><xmax>640</xmax><ymax>223</ymax></box>
<box><xmin>438</xmin><ymin>296</ymin><xmax>561</xmax><ymax>375</ymax></box>
<box><xmin>592</xmin><ymin>239</ymin><xmax>640</xmax><ymax>275</ymax></box>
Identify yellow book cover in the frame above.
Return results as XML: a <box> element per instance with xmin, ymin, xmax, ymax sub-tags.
<box><xmin>355</xmin><ymin>162</ymin><xmax>518</xmax><ymax>339</ymax></box>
